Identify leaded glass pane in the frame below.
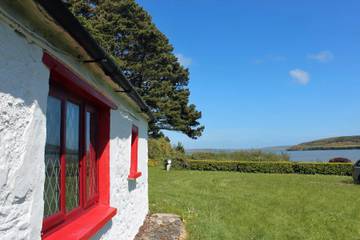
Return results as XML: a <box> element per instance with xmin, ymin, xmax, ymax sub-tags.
<box><xmin>65</xmin><ymin>101</ymin><xmax>80</xmax><ymax>212</ymax></box>
<box><xmin>44</xmin><ymin>96</ymin><xmax>61</xmax><ymax>217</ymax></box>
<box><xmin>86</xmin><ymin>112</ymin><xmax>98</xmax><ymax>202</ymax></box>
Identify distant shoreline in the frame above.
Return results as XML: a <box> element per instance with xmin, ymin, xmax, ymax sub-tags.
<box><xmin>287</xmin><ymin>146</ymin><xmax>360</xmax><ymax>151</ymax></box>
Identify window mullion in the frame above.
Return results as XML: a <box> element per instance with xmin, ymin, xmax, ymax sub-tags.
<box><xmin>92</xmin><ymin>113</ymin><xmax>99</xmax><ymax>202</ymax></box>
<box><xmin>90</xmin><ymin>112</ymin><xmax>98</xmax><ymax>203</ymax></box>
<box><xmin>79</xmin><ymin>104</ymin><xmax>86</xmax><ymax>208</ymax></box>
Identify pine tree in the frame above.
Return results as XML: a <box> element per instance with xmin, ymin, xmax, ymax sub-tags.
<box><xmin>67</xmin><ymin>0</ymin><xmax>204</xmax><ymax>139</ymax></box>
<box><xmin>174</xmin><ymin>142</ymin><xmax>185</xmax><ymax>154</ymax></box>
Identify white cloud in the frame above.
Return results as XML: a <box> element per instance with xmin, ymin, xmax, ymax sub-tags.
<box><xmin>289</xmin><ymin>69</ymin><xmax>310</xmax><ymax>85</ymax></box>
<box><xmin>175</xmin><ymin>53</ymin><xmax>192</xmax><ymax>68</ymax></box>
<box><xmin>308</xmin><ymin>50</ymin><xmax>334</xmax><ymax>63</ymax></box>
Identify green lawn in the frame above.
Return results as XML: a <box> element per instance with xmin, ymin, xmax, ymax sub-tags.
<box><xmin>149</xmin><ymin>167</ymin><xmax>360</xmax><ymax>240</ymax></box>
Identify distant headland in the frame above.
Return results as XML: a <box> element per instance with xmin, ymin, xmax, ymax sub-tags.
<box><xmin>288</xmin><ymin>136</ymin><xmax>360</xmax><ymax>151</ymax></box>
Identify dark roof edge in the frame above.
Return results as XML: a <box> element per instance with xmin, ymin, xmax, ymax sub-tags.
<box><xmin>36</xmin><ymin>0</ymin><xmax>153</xmax><ymax>120</ymax></box>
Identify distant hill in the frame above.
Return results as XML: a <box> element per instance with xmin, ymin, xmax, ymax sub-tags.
<box><xmin>288</xmin><ymin>136</ymin><xmax>360</xmax><ymax>151</ymax></box>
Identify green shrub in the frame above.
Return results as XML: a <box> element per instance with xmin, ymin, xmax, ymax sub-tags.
<box><xmin>328</xmin><ymin>157</ymin><xmax>352</xmax><ymax>163</ymax></box>
<box><xmin>185</xmin><ymin>160</ymin><xmax>352</xmax><ymax>176</ymax></box>
<box><xmin>148</xmin><ymin>159</ymin><xmax>161</xmax><ymax>167</ymax></box>
<box><xmin>148</xmin><ymin>137</ymin><xmax>186</xmax><ymax>164</ymax></box>
<box><xmin>148</xmin><ymin>137</ymin><xmax>175</xmax><ymax>161</ymax></box>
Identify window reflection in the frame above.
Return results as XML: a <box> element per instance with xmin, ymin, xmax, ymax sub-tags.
<box><xmin>86</xmin><ymin>112</ymin><xmax>98</xmax><ymax>202</ymax></box>
<box><xmin>65</xmin><ymin>101</ymin><xmax>80</xmax><ymax>212</ymax></box>
<box><xmin>44</xmin><ymin>96</ymin><xmax>61</xmax><ymax>217</ymax></box>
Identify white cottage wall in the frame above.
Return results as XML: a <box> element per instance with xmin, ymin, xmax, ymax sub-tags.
<box><xmin>0</xmin><ymin>20</ymin><xmax>49</xmax><ymax>239</ymax></box>
<box><xmin>92</xmin><ymin>110</ymin><xmax>149</xmax><ymax>240</ymax></box>
<box><xmin>0</xmin><ymin>12</ymin><xmax>149</xmax><ymax>240</ymax></box>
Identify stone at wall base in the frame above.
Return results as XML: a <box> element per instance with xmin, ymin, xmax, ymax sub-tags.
<box><xmin>134</xmin><ymin>213</ymin><xmax>187</xmax><ymax>240</ymax></box>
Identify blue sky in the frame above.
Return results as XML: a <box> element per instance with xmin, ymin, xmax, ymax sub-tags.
<box><xmin>136</xmin><ymin>0</ymin><xmax>360</xmax><ymax>149</ymax></box>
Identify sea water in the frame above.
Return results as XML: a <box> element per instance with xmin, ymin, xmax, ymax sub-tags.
<box><xmin>267</xmin><ymin>149</ymin><xmax>360</xmax><ymax>162</ymax></box>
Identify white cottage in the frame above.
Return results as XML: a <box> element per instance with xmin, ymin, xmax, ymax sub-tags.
<box><xmin>0</xmin><ymin>1</ymin><xmax>151</xmax><ymax>239</ymax></box>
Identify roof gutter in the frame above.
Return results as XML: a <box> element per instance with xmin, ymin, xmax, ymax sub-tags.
<box><xmin>36</xmin><ymin>0</ymin><xmax>153</xmax><ymax>120</ymax></box>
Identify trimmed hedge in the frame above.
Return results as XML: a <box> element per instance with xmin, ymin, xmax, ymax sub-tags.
<box><xmin>189</xmin><ymin>150</ymin><xmax>289</xmax><ymax>162</ymax></box>
<box><xmin>165</xmin><ymin>157</ymin><xmax>190</xmax><ymax>170</ymax></box>
<box><xmin>185</xmin><ymin>160</ymin><xmax>352</xmax><ymax>176</ymax></box>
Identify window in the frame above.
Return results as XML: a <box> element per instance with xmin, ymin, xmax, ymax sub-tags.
<box><xmin>85</xmin><ymin>108</ymin><xmax>99</xmax><ymax>206</ymax></box>
<box><xmin>43</xmin><ymin>87</ymin><xmax>99</xmax><ymax>232</ymax></box>
<box><xmin>42</xmin><ymin>52</ymin><xmax>117</xmax><ymax>238</ymax></box>
<box><xmin>44</xmin><ymin>96</ymin><xmax>61</xmax><ymax>219</ymax></box>
<box><xmin>128</xmin><ymin>125</ymin><xmax>142</xmax><ymax>180</ymax></box>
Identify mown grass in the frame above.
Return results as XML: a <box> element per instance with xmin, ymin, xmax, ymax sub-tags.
<box><xmin>149</xmin><ymin>167</ymin><xmax>360</xmax><ymax>240</ymax></box>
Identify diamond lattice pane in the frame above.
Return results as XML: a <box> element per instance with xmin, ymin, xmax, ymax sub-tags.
<box><xmin>44</xmin><ymin>96</ymin><xmax>61</xmax><ymax>218</ymax></box>
<box><xmin>85</xmin><ymin>112</ymin><xmax>98</xmax><ymax>201</ymax></box>
<box><xmin>65</xmin><ymin>101</ymin><xmax>80</xmax><ymax>212</ymax></box>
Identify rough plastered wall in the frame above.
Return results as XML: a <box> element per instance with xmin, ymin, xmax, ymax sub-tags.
<box><xmin>0</xmin><ymin>20</ymin><xmax>49</xmax><ymax>240</ymax></box>
<box><xmin>92</xmin><ymin>110</ymin><xmax>149</xmax><ymax>240</ymax></box>
<box><xmin>0</xmin><ymin>7</ymin><xmax>149</xmax><ymax>240</ymax></box>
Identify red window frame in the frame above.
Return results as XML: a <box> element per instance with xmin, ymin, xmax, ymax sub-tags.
<box><xmin>42</xmin><ymin>52</ymin><xmax>117</xmax><ymax>238</ymax></box>
<box><xmin>43</xmin><ymin>85</ymin><xmax>100</xmax><ymax>230</ymax></box>
<box><xmin>128</xmin><ymin>125</ymin><xmax>142</xmax><ymax>180</ymax></box>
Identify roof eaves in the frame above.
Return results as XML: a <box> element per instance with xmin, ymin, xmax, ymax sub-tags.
<box><xmin>35</xmin><ymin>0</ymin><xmax>154</xmax><ymax>120</ymax></box>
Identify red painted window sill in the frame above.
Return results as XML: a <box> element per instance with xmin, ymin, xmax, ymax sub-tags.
<box><xmin>128</xmin><ymin>172</ymin><xmax>142</xmax><ymax>180</ymax></box>
<box><xmin>43</xmin><ymin>205</ymin><xmax>117</xmax><ymax>240</ymax></box>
